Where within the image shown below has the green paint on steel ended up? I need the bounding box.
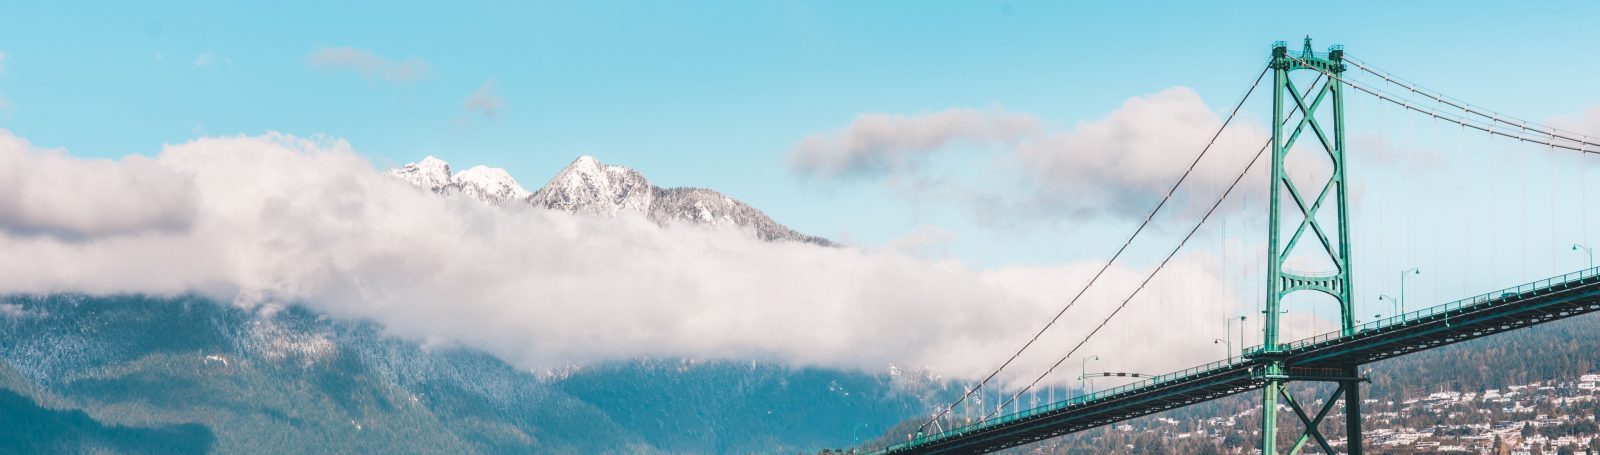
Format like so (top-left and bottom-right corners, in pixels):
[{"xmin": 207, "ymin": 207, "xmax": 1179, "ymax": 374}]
[
  {"xmin": 1262, "ymin": 36, "xmax": 1358, "ymax": 455},
  {"xmin": 861, "ymin": 38, "xmax": 1600, "ymax": 455}
]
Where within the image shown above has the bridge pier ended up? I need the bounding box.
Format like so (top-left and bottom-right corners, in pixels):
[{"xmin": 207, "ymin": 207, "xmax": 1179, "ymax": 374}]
[
  {"xmin": 1259, "ymin": 362, "xmax": 1366, "ymax": 455},
  {"xmin": 1261, "ymin": 375, "xmax": 1281, "ymax": 454},
  {"xmin": 1344, "ymin": 365, "xmax": 1362, "ymax": 455}
]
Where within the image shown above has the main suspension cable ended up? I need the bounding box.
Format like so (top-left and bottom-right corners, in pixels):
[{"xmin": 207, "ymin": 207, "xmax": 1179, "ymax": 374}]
[
  {"xmin": 914, "ymin": 64, "xmax": 1271, "ymax": 434},
  {"xmin": 980, "ymin": 73, "xmax": 1327, "ymax": 422},
  {"xmin": 1288, "ymin": 56, "xmax": 1599, "ymax": 155},
  {"xmin": 1343, "ymin": 57, "xmax": 1600, "ymax": 148},
  {"xmin": 986, "ymin": 134, "xmax": 1275, "ymax": 421}
]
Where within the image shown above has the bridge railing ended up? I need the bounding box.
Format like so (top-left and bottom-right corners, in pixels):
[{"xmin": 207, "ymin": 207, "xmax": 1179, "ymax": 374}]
[
  {"xmin": 882, "ymin": 353, "xmax": 1250, "ymax": 451},
  {"xmin": 879, "ymin": 267, "xmax": 1600, "ymax": 453},
  {"xmin": 1246, "ymin": 266, "xmax": 1600, "ymax": 354}
]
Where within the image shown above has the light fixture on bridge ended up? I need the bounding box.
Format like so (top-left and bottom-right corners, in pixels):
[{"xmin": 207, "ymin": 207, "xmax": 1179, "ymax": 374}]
[
  {"xmin": 1400, "ymin": 268, "xmax": 1421, "ymax": 314},
  {"xmin": 1573, "ymin": 243, "xmax": 1594, "ymax": 270}
]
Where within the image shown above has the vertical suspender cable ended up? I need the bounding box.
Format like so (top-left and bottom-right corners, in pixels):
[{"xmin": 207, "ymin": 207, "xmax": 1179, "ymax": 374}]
[{"xmin": 914, "ymin": 65, "xmax": 1271, "ymax": 435}]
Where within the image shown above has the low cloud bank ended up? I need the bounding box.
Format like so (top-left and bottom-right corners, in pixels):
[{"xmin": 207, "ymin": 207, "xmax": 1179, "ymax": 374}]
[{"xmin": 0, "ymin": 130, "xmax": 1263, "ymax": 388}]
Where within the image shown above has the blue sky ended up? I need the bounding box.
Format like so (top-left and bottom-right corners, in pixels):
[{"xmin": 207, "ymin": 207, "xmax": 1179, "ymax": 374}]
[{"xmin": 3, "ymin": 0, "xmax": 1599, "ymax": 273}]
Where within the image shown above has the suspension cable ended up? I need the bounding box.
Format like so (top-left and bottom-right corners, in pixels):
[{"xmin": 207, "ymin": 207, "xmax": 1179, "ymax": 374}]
[
  {"xmin": 1343, "ymin": 57, "xmax": 1600, "ymax": 148},
  {"xmin": 914, "ymin": 64, "xmax": 1272, "ymax": 434},
  {"xmin": 986, "ymin": 133, "xmax": 1275, "ymax": 421},
  {"xmin": 1288, "ymin": 56, "xmax": 1599, "ymax": 155},
  {"xmin": 980, "ymin": 73, "xmax": 1328, "ymax": 422}
]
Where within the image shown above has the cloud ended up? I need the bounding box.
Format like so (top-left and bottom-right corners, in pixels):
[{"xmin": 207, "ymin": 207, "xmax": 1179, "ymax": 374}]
[
  {"xmin": 0, "ymin": 51, "xmax": 7, "ymax": 73},
  {"xmin": 1552, "ymin": 106, "xmax": 1600, "ymax": 139},
  {"xmin": 0, "ymin": 129, "xmax": 1259, "ymax": 388},
  {"xmin": 0, "ymin": 133, "xmax": 197, "ymax": 238},
  {"xmin": 786, "ymin": 108, "xmax": 1040, "ymax": 178},
  {"xmin": 463, "ymin": 80, "xmax": 502, "ymax": 120},
  {"xmin": 1011, "ymin": 87, "xmax": 1270, "ymax": 219},
  {"xmin": 787, "ymin": 88, "xmax": 1291, "ymax": 223},
  {"xmin": 192, "ymin": 52, "xmax": 215, "ymax": 68},
  {"xmin": 306, "ymin": 47, "xmax": 428, "ymax": 83}
]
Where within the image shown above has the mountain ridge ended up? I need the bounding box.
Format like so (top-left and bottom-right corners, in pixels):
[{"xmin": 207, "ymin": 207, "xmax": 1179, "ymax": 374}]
[{"xmin": 388, "ymin": 155, "xmax": 831, "ymax": 245}]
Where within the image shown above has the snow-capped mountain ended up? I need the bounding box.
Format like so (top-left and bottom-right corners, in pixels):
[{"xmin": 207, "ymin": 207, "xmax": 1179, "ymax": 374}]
[
  {"xmin": 454, "ymin": 165, "xmax": 532, "ymax": 203},
  {"xmin": 528, "ymin": 156, "xmax": 653, "ymax": 216},
  {"xmin": 384, "ymin": 156, "xmax": 532, "ymax": 206},
  {"xmin": 387, "ymin": 156, "xmax": 453, "ymax": 189},
  {"xmin": 649, "ymin": 187, "xmax": 830, "ymax": 244},
  {"xmin": 388, "ymin": 155, "xmax": 830, "ymax": 245}
]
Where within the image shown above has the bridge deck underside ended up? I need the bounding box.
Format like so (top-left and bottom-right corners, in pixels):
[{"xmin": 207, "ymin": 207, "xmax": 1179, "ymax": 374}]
[{"xmin": 878, "ymin": 271, "xmax": 1600, "ymax": 455}]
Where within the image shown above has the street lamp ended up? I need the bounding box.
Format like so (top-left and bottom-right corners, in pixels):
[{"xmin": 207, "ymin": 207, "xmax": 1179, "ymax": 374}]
[
  {"xmin": 1573, "ymin": 243, "xmax": 1594, "ymax": 270},
  {"xmin": 1237, "ymin": 315, "xmax": 1247, "ymax": 357},
  {"xmin": 1379, "ymin": 294, "xmax": 1399, "ymax": 319},
  {"xmin": 1216, "ymin": 316, "xmax": 1236, "ymax": 361},
  {"xmin": 1400, "ymin": 268, "xmax": 1421, "ymax": 314},
  {"xmin": 1080, "ymin": 355, "xmax": 1100, "ymax": 394}
]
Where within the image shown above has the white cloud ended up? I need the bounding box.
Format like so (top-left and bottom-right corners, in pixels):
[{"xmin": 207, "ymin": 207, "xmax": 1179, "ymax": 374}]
[
  {"xmin": 0, "ymin": 51, "xmax": 7, "ymax": 73},
  {"xmin": 306, "ymin": 47, "xmax": 428, "ymax": 83},
  {"xmin": 463, "ymin": 80, "xmax": 502, "ymax": 120},
  {"xmin": 787, "ymin": 88, "xmax": 1292, "ymax": 223},
  {"xmin": 786, "ymin": 108, "xmax": 1040, "ymax": 178},
  {"xmin": 0, "ymin": 133, "xmax": 197, "ymax": 238},
  {"xmin": 1552, "ymin": 105, "xmax": 1600, "ymax": 139},
  {"xmin": 0, "ymin": 130, "xmax": 1257, "ymax": 388},
  {"xmin": 192, "ymin": 52, "xmax": 215, "ymax": 68},
  {"xmin": 1011, "ymin": 87, "xmax": 1270, "ymax": 220}
]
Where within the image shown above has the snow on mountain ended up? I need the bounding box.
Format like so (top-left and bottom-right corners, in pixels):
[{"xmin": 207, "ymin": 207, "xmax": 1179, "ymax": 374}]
[
  {"xmin": 386, "ymin": 156, "xmax": 453, "ymax": 189},
  {"xmin": 649, "ymin": 187, "xmax": 830, "ymax": 245},
  {"xmin": 529, "ymin": 156, "xmax": 653, "ymax": 216},
  {"xmin": 453, "ymin": 165, "xmax": 532, "ymax": 202},
  {"xmin": 388, "ymin": 155, "xmax": 830, "ymax": 245},
  {"xmin": 384, "ymin": 157, "xmax": 530, "ymax": 206}
]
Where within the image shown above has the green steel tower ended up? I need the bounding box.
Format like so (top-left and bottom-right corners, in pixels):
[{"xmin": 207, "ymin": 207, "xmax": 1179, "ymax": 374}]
[{"xmin": 1257, "ymin": 37, "xmax": 1363, "ymax": 455}]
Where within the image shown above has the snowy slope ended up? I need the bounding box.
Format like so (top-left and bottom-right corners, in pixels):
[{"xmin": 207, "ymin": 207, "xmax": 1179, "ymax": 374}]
[
  {"xmin": 383, "ymin": 156, "xmax": 531, "ymax": 206},
  {"xmin": 528, "ymin": 156, "xmax": 654, "ymax": 216},
  {"xmin": 389, "ymin": 155, "xmax": 830, "ymax": 245}
]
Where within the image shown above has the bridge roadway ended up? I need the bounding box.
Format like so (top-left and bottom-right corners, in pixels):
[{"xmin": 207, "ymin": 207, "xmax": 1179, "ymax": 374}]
[{"xmin": 874, "ymin": 267, "xmax": 1600, "ymax": 454}]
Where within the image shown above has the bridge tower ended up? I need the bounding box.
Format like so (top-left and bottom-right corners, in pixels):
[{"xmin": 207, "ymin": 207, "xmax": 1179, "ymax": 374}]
[{"xmin": 1258, "ymin": 37, "xmax": 1363, "ymax": 454}]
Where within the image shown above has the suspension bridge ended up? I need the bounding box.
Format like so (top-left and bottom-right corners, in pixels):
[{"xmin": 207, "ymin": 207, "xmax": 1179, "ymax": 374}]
[{"xmin": 852, "ymin": 38, "xmax": 1600, "ymax": 454}]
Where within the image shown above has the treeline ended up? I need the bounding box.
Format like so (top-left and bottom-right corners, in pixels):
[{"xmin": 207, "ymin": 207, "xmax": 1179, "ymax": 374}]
[{"xmin": 857, "ymin": 311, "xmax": 1600, "ymax": 454}]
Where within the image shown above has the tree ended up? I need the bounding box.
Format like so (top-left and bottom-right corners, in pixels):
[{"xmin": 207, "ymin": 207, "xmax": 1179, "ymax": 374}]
[{"xmin": 1524, "ymin": 422, "xmax": 1537, "ymax": 438}]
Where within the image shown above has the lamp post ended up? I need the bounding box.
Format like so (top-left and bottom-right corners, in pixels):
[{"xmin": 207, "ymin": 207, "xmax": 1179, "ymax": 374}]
[
  {"xmin": 1216, "ymin": 317, "xmax": 1235, "ymax": 362},
  {"xmin": 1379, "ymin": 294, "xmax": 1399, "ymax": 319},
  {"xmin": 1080, "ymin": 355, "xmax": 1100, "ymax": 394},
  {"xmin": 1235, "ymin": 314, "xmax": 1248, "ymax": 357},
  {"xmin": 1400, "ymin": 268, "xmax": 1421, "ymax": 314},
  {"xmin": 1574, "ymin": 243, "xmax": 1594, "ymax": 270}
]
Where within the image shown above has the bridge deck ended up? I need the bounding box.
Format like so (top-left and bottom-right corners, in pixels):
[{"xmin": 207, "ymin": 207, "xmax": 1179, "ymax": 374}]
[{"xmin": 875, "ymin": 267, "xmax": 1600, "ymax": 454}]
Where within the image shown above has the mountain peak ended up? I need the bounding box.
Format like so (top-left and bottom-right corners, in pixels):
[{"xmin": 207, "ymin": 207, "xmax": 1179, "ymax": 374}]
[
  {"xmin": 417, "ymin": 155, "xmax": 448, "ymax": 168},
  {"xmin": 533, "ymin": 156, "xmax": 653, "ymax": 216},
  {"xmin": 454, "ymin": 165, "xmax": 532, "ymax": 201},
  {"xmin": 570, "ymin": 155, "xmax": 601, "ymax": 170},
  {"xmin": 387, "ymin": 156, "xmax": 453, "ymax": 189},
  {"xmin": 388, "ymin": 155, "xmax": 829, "ymax": 245}
]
